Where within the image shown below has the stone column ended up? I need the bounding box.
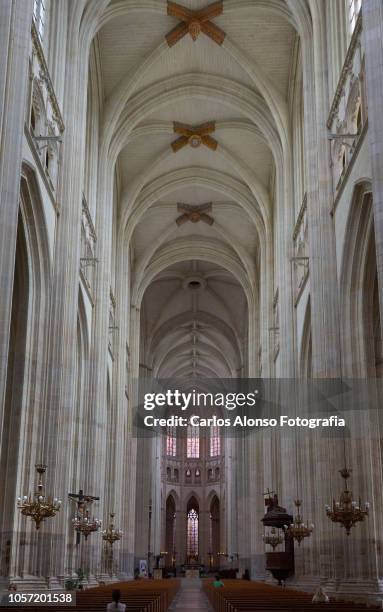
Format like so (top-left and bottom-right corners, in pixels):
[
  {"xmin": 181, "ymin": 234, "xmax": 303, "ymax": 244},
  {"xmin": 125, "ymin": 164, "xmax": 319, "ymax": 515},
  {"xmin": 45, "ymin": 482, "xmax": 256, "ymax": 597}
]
[
  {"xmin": 114, "ymin": 238, "xmax": 132, "ymax": 577},
  {"xmin": 119, "ymin": 304, "xmax": 140, "ymax": 577},
  {"xmin": 82, "ymin": 162, "xmax": 115, "ymax": 579},
  {"xmin": 363, "ymin": 0, "xmax": 383, "ymax": 329},
  {"xmin": 301, "ymin": 8, "xmax": 342, "ymax": 379},
  {"xmin": 42, "ymin": 11, "xmax": 90, "ymax": 583},
  {"xmin": 0, "ymin": 0, "xmax": 33, "ymax": 448},
  {"xmin": 151, "ymin": 434, "xmax": 162, "ymax": 562}
]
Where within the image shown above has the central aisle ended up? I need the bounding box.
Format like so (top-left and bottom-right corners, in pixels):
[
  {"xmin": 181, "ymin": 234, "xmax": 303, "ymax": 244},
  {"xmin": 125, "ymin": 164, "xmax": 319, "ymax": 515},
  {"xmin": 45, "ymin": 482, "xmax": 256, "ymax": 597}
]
[{"xmin": 168, "ymin": 578, "xmax": 213, "ymax": 611}]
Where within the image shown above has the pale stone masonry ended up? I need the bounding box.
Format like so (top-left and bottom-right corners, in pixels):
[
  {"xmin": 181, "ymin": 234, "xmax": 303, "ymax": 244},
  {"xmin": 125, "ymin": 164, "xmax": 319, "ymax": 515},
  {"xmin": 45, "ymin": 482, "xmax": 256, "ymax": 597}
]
[{"xmin": 0, "ymin": 0, "xmax": 383, "ymax": 606}]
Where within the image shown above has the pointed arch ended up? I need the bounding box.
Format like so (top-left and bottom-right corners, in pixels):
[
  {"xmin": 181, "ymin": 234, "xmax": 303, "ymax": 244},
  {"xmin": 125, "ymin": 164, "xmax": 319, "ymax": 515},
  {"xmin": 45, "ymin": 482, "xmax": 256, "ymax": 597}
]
[
  {"xmin": 186, "ymin": 495, "xmax": 200, "ymax": 562},
  {"xmin": 339, "ymin": 180, "xmax": 375, "ymax": 376},
  {"xmin": 0, "ymin": 163, "xmax": 51, "ymax": 577}
]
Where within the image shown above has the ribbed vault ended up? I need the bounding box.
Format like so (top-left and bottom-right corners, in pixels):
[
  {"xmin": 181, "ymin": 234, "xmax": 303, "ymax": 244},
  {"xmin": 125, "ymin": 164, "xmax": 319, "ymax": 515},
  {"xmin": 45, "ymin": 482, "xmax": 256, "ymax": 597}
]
[
  {"xmin": 140, "ymin": 260, "xmax": 247, "ymax": 377},
  {"xmin": 83, "ymin": 0, "xmax": 305, "ymax": 377}
]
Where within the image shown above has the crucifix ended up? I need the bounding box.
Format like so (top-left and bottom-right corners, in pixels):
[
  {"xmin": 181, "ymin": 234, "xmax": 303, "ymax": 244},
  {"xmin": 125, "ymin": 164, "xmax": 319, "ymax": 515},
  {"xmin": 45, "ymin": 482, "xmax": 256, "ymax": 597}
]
[
  {"xmin": 171, "ymin": 121, "xmax": 217, "ymax": 152},
  {"xmin": 176, "ymin": 203, "xmax": 214, "ymax": 226},
  {"xmin": 68, "ymin": 489, "xmax": 100, "ymax": 545},
  {"xmin": 263, "ymin": 488, "xmax": 276, "ymax": 500},
  {"xmin": 166, "ymin": 1, "xmax": 225, "ymax": 47}
]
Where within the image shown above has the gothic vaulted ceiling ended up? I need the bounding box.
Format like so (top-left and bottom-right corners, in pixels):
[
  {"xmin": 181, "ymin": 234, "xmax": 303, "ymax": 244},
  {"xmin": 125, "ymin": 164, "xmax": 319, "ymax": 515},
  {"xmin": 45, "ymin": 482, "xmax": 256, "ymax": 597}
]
[{"xmin": 92, "ymin": 0, "xmax": 299, "ymax": 377}]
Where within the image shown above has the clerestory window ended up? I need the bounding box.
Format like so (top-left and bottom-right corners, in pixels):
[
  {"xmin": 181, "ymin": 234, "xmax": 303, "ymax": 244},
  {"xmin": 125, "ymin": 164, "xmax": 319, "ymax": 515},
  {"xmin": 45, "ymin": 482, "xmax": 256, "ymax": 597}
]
[
  {"xmin": 166, "ymin": 426, "xmax": 177, "ymax": 457},
  {"xmin": 187, "ymin": 424, "xmax": 199, "ymax": 458},
  {"xmin": 210, "ymin": 425, "xmax": 221, "ymax": 457}
]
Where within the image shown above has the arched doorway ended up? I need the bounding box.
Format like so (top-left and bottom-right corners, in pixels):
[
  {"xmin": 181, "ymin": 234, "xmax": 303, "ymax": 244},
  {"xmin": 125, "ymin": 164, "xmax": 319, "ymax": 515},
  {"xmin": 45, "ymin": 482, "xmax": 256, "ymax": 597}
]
[{"xmin": 186, "ymin": 496, "xmax": 199, "ymax": 564}]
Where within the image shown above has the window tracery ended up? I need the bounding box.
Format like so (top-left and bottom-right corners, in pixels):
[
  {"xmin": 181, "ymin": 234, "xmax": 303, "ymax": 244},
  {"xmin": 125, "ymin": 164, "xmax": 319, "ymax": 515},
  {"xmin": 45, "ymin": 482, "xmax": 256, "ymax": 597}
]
[
  {"xmin": 210, "ymin": 425, "xmax": 220, "ymax": 457},
  {"xmin": 166, "ymin": 426, "xmax": 177, "ymax": 457},
  {"xmin": 187, "ymin": 424, "xmax": 199, "ymax": 458},
  {"xmin": 187, "ymin": 508, "xmax": 199, "ymax": 559}
]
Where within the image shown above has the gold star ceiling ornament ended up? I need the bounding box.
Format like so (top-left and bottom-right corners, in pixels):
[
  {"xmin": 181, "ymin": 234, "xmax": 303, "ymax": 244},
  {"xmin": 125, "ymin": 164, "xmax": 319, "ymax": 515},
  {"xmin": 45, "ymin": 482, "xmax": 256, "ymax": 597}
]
[
  {"xmin": 166, "ymin": 1, "xmax": 225, "ymax": 47},
  {"xmin": 171, "ymin": 121, "xmax": 218, "ymax": 152}
]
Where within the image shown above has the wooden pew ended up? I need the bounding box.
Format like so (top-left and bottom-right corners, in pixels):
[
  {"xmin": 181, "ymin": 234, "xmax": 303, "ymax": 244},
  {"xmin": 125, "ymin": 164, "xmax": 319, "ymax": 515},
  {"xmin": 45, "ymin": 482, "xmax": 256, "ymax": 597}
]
[
  {"xmin": 6, "ymin": 578, "xmax": 180, "ymax": 612},
  {"xmin": 203, "ymin": 580, "xmax": 381, "ymax": 612}
]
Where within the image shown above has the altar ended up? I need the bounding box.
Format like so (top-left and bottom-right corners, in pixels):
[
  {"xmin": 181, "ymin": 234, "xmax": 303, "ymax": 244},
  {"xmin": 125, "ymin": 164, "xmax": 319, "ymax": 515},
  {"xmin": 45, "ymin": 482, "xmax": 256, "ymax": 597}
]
[
  {"xmin": 182, "ymin": 562, "xmax": 203, "ymax": 578},
  {"xmin": 185, "ymin": 568, "xmax": 200, "ymax": 578}
]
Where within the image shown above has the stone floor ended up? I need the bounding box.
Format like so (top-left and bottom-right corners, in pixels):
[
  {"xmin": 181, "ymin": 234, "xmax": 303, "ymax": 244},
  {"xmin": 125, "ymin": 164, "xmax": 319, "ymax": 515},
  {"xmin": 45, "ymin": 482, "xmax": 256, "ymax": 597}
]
[{"xmin": 168, "ymin": 578, "xmax": 213, "ymax": 611}]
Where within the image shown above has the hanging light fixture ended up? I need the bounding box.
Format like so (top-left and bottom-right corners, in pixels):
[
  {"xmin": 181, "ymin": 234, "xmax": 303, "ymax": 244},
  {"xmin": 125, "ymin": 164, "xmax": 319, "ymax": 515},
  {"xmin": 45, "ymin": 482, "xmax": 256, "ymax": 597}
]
[
  {"xmin": 326, "ymin": 467, "xmax": 369, "ymax": 535},
  {"xmin": 72, "ymin": 509, "xmax": 101, "ymax": 540},
  {"xmin": 285, "ymin": 500, "xmax": 314, "ymax": 546},
  {"xmin": 284, "ymin": 422, "xmax": 314, "ymax": 546},
  {"xmin": 263, "ymin": 527, "xmax": 284, "ymax": 550},
  {"xmin": 102, "ymin": 513, "xmax": 123, "ymax": 546},
  {"xmin": 17, "ymin": 464, "xmax": 61, "ymax": 530}
]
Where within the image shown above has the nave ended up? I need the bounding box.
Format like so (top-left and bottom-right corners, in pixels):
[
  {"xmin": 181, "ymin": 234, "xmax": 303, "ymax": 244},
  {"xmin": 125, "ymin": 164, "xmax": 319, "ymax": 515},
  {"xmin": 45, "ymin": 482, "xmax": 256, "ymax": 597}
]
[
  {"xmin": 168, "ymin": 579, "xmax": 212, "ymax": 611},
  {"xmin": 2, "ymin": 0, "xmax": 383, "ymax": 609}
]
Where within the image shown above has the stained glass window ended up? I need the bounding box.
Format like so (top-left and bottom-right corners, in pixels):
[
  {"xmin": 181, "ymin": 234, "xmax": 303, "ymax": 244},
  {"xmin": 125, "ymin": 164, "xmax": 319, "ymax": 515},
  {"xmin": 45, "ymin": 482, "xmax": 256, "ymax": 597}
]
[
  {"xmin": 166, "ymin": 427, "xmax": 177, "ymax": 457},
  {"xmin": 187, "ymin": 424, "xmax": 199, "ymax": 458},
  {"xmin": 187, "ymin": 508, "xmax": 199, "ymax": 558},
  {"xmin": 210, "ymin": 425, "xmax": 221, "ymax": 457}
]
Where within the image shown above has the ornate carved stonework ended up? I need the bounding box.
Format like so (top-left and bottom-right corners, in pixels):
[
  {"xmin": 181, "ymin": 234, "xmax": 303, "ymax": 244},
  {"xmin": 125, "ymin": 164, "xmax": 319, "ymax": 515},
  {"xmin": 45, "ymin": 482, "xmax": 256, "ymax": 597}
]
[
  {"xmin": 166, "ymin": 1, "xmax": 225, "ymax": 47},
  {"xmin": 327, "ymin": 12, "xmax": 366, "ymax": 201},
  {"xmin": 176, "ymin": 203, "xmax": 214, "ymax": 226},
  {"xmin": 171, "ymin": 122, "xmax": 217, "ymax": 152},
  {"xmin": 31, "ymin": 21, "xmax": 64, "ymax": 133},
  {"xmin": 80, "ymin": 194, "xmax": 97, "ymax": 298}
]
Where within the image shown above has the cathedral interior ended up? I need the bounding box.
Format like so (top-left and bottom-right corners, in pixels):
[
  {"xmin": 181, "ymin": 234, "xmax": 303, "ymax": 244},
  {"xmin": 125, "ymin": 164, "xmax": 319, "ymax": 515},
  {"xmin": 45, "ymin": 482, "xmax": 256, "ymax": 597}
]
[{"xmin": 1, "ymin": 0, "xmax": 383, "ymax": 610}]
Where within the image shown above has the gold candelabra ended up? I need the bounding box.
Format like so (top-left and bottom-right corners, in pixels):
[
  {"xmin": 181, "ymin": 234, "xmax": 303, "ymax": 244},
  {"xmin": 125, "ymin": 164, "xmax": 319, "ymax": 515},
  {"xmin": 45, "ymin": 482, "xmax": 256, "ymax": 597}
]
[
  {"xmin": 326, "ymin": 467, "xmax": 369, "ymax": 535},
  {"xmin": 17, "ymin": 464, "xmax": 61, "ymax": 530},
  {"xmin": 102, "ymin": 513, "xmax": 123, "ymax": 546},
  {"xmin": 72, "ymin": 509, "xmax": 101, "ymax": 540},
  {"xmin": 285, "ymin": 500, "xmax": 314, "ymax": 546},
  {"xmin": 263, "ymin": 527, "xmax": 284, "ymax": 550}
]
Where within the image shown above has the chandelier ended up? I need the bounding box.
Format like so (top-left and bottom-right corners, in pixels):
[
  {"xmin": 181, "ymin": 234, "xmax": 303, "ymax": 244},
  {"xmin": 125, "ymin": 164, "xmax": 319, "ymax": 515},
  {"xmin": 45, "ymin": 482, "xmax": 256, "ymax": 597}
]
[
  {"xmin": 326, "ymin": 467, "xmax": 369, "ymax": 535},
  {"xmin": 263, "ymin": 527, "xmax": 284, "ymax": 550},
  {"xmin": 17, "ymin": 464, "xmax": 61, "ymax": 530},
  {"xmin": 102, "ymin": 513, "xmax": 123, "ymax": 545},
  {"xmin": 73, "ymin": 509, "xmax": 101, "ymax": 540},
  {"xmin": 285, "ymin": 500, "xmax": 314, "ymax": 546}
]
